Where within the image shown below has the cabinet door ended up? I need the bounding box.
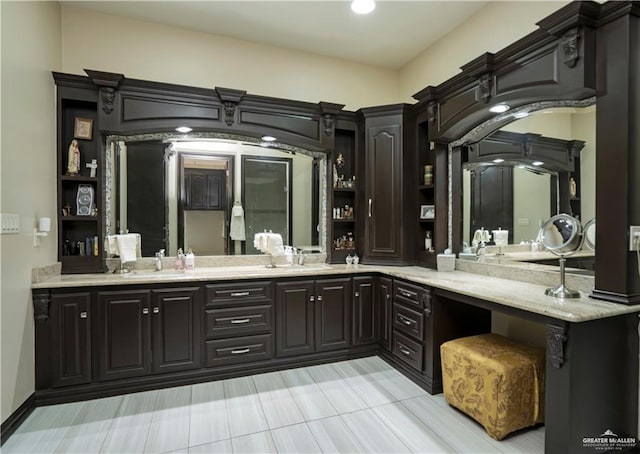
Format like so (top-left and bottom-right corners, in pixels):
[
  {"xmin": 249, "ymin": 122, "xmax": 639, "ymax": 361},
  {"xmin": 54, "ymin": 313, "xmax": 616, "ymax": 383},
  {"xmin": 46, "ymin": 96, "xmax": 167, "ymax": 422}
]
[
  {"xmin": 364, "ymin": 121, "xmax": 402, "ymax": 261},
  {"xmin": 315, "ymin": 278, "xmax": 351, "ymax": 352},
  {"xmin": 96, "ymin": 290, "xmax": 151, "ymax": 381},
  {"xmin": 352, "ymin": 276, "xmax": 376, "ymax": 346},
  {"xmin": 50, "ymin": 292, "xmax": 92, "ymax": 387},
  {"xmin": 377, "ymin": 276, "xmax": 393, "ymax": 351},
  {"xmin": 186, "ymin": 173, "xmax": 209, "ymax": 209},
  {"xmin": 185, "ymin": 169, "xmax": 225, "ymax": 210},
  {"xmin": 151, "ymin": 287, "xmax": 201, "ymax": 374},
  {"xmin": 275, "ymin": 280, "xmax": 315, "ymax": 357}
]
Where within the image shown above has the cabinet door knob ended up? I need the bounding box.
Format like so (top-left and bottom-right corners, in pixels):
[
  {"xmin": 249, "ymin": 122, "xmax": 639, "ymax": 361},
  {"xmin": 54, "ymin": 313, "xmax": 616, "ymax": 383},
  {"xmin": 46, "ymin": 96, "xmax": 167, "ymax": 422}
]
[
  {"xmin": 153, "ymin": 307, "xmax": 160, "ymax": 314},
  {"xmin": 317, "ymin": 295, "xmax": 323, "ymax": 302},
  {"xmin": 354, "ymin": 292, "xmax": 360, "ymax": 297},
  {"xmin": 80, "ymin": 311, "xmax": 88, "ymax": 319},
  {"xmin": 142, "ymin": 308, "xmax": 149, "ymax": 315},
  {"xmin": 310, "ymin": 296, "xmax": 315, "ymax": 302}
]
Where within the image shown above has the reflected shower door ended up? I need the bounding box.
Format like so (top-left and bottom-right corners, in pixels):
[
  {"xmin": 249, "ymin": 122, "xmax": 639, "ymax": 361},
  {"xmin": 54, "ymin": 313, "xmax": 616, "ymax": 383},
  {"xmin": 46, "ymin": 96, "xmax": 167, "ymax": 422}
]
[{"xmin": 242, "ymin": 156, "xmax": 292, "ymax": 254}]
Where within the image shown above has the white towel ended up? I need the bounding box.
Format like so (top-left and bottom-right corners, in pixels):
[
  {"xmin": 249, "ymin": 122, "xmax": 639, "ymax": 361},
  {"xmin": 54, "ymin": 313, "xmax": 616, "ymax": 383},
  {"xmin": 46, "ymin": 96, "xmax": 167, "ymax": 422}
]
[
  {"xmin": 266, "ymin": 233, "xmax": 284, "ymax": 256},
  {"xmin": 104, "ymin": 233, "xmax": 141, "ymax": 262},
  {"xmin": 230, "ymin": 204, "xmax": 246, "ymax": 241}
]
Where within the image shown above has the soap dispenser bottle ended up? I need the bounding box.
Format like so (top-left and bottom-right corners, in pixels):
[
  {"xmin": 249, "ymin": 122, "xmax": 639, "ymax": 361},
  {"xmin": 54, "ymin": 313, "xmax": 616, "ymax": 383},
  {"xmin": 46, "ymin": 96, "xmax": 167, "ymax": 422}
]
[
  {"xmin": 185, "ymin": 248, "xmax": 195, "ymax": 270},
  {"xmin": 175, "ymin": 248, "xmax": 184, "ymax": 271}
]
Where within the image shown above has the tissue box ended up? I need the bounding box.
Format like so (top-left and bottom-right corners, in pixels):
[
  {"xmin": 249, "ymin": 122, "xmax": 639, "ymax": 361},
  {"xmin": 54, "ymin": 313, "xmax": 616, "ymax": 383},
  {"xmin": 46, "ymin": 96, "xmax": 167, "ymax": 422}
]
[{"xmin": 437, "ymin": 253, "xmax": 456, "ymax": 272}]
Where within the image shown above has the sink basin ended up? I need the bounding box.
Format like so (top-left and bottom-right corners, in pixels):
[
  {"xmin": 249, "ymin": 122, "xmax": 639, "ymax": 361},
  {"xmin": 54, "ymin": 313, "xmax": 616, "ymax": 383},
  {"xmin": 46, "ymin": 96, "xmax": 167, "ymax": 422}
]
[{"xmin": 122, "ymin": 263, "xmax": 333, "ymax": 277}]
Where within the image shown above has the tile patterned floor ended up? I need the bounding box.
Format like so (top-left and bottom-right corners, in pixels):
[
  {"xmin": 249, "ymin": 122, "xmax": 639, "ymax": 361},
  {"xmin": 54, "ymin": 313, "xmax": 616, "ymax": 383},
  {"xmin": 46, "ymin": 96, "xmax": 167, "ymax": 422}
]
[{"xmin": 2, "ymin": 356, "xmax": 544, "ymax": 453}]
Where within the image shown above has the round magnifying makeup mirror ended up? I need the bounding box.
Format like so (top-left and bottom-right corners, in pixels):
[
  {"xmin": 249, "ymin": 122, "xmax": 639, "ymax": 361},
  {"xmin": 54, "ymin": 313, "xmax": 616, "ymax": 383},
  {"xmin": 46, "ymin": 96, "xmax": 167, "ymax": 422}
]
[
  {"xmin": 583, "ymin": 218, "xmax": 596, "ymax": 250},
  {"xmin": 540, "ymin": 213, "xmax": 584, "ymax": 298}
]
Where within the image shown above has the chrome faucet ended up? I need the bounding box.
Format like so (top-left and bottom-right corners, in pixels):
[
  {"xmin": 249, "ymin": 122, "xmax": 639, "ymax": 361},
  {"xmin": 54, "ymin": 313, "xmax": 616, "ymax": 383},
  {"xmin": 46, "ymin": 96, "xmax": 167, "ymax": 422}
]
[
  {"xmin": 297, "ymin": 248, "xmax": 305, "ymax": 265},
  {"xmin": 155, "ymin": 249, "xmax": 165, "ymax": 271}
]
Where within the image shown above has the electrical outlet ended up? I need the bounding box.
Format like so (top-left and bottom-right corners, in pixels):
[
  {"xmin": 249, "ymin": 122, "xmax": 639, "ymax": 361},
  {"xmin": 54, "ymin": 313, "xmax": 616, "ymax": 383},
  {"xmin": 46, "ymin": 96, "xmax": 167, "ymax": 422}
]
[{"xmin": 630, "ymin": 226, "xmax": 640, "ymax": 251}]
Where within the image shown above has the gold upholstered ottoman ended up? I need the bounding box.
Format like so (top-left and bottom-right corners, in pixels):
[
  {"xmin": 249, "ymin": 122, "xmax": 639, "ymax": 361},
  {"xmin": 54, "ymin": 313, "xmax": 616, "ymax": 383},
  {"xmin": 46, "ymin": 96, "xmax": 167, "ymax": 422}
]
[{"xmin": 440, "ymin": 333, "xmax": 545, "ymax": 440}]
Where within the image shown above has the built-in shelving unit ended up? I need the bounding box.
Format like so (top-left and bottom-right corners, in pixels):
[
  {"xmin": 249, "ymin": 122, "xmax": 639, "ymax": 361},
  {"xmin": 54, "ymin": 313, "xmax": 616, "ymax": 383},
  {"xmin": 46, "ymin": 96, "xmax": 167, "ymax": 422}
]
[{"xmin": 54, "ymin": 74, "xmax": 106, "ymax": 274}]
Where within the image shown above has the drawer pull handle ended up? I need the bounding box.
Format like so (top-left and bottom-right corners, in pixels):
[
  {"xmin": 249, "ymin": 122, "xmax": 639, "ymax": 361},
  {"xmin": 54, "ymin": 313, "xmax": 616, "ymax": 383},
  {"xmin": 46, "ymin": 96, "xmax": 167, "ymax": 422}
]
[
  {"xmin": 230, "ymin": 291, "xmax": 250, "ymax": 297},
  {"xmin": 80, "ymin": 311, "xmax": 88, "ymax": 319},
  {"xmin": 142, "ymin": 308, "xmax": 149, "ymax": 315},
  {"xmin": 153, "ymin": 307, "xmax": 160, "ymax": 314},
  {"xmin": 398, "ymin": 345, "xmax": 412, "ymax": 356},
  {"xmin": 231, "ymin": 348, "xmax": 250, "ymax": 355},
  {"xmin": 399, "ymin": 289, "xmax": 416, "ymax": 298},
  {"xmin": 398, "ymin": 315, "xmax": 413, "ymax": 326},
  {"xmin": 231, "ymin": 318, "xmax": 251, "ymax": 324},
  {"xmin": 368, "ymin": 198, "xmax": 372, "ymax": 218}
]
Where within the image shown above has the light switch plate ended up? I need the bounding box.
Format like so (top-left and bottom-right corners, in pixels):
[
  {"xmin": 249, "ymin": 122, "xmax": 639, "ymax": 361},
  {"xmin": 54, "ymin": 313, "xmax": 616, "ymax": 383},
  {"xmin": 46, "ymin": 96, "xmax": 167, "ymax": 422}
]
[
  {"xmin": 1, "ymin": 213, "xmax": 20, "ymax": 234},
  {"xmin": 630, "ymin": 226, "xmax": 640, "ymax": 251}
]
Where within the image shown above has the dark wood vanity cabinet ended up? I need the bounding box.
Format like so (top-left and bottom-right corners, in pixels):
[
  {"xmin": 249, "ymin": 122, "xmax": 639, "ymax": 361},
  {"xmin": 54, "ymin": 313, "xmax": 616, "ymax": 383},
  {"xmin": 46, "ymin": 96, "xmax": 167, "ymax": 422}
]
[
  {"xmin": 96, "ymin": 287, "xmax": 200, "ymax": 382},
  {"xmin": 49, "ymin": 292, "xmax": 92, "ymax": 388},
  {"xmin": 361, "ymin": 105, "xmax": 416, "ymax": 265},
  {"xmin": 376, "ymin": 276, "xmax": 393, "ymax": 351},
  {"xmin": 276, "ymin": 278, "xmax": 352, "ymax": 357}
]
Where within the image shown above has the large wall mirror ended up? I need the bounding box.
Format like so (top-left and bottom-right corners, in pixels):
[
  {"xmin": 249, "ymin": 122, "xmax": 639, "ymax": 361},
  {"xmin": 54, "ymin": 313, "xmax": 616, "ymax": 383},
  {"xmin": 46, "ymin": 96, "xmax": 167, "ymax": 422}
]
[
  {"xmin": 460, "ymin": 103, "xmax": 596, "ymax": 252},
  {"xmin": 105, "ymin": 134, "xmax": 326, "ymax": 257}
]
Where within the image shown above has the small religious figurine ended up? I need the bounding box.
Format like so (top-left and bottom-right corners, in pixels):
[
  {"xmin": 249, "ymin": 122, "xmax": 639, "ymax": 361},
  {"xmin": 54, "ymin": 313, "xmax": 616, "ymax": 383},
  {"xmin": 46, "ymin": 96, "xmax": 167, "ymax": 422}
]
[{"xmin": 66, "ymin": 139, "xmax": 80, "ymax": 176}]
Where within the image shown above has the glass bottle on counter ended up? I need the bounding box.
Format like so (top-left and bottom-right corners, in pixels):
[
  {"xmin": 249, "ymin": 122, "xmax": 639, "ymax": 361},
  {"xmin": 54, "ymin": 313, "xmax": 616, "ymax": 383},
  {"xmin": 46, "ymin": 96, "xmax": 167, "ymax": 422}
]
[{"xmin": 424, "ymin": 231, "xmax": 432, "ymax": 251}]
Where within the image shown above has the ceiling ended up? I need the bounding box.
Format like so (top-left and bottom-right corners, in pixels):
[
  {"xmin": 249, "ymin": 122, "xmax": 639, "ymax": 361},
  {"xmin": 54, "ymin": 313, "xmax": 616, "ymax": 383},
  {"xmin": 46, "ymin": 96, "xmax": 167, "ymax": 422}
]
[{"xmin": 61, "ymin": 1, "xmax": 488, "ymax": 69}]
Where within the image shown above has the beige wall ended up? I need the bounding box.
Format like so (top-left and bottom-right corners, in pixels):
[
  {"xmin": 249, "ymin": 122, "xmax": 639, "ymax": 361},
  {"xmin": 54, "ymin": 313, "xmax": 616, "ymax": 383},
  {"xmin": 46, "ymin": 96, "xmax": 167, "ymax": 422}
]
[
  {"xmin": 60, "ymin": 6, "xmax": 399, "ymax": 111},
  {"xmin": 1, "ymin": 1, "xmax": 61, "ymax": 423},
  {"xmin": 399, "ymin": 1, "xmax": 569, "ymax": 100}
]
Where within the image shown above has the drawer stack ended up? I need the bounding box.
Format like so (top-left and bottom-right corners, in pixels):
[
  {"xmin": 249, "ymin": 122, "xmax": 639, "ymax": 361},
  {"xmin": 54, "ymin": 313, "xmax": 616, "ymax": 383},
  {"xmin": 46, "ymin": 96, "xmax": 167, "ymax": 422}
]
[
  {"xmin": 204, "ymin": 280, "xmax": 274, "ymax": 367},
  {"xmin": 391, "ymin": 280, "xmax": 430, "ymax": 372}
]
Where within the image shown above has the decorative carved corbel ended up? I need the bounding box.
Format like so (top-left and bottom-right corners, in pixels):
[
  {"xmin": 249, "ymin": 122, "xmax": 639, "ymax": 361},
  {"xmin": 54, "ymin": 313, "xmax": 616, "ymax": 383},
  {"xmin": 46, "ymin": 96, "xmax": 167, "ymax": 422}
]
[
  {"xmin": 478, "ymin": 73, "xmax": 492, "ymax": 104},
  {"xmin": 323, "ymin": 114, "xmax": 334, "ymax": 137},
  {"xmin": 547, "ymin": 322, "xmax": 568, "ymax": 368},
  {"xmin": 223, "ymin": 101, "xmax": 237, "ymax": 126},
  {"xmin": 318, "ymin": 102, "xmax": 345, "ymax": 138},
  {"xmin": 561, "ymin": 28, "xmax": 580, "ymax": 68},
  {"xmin": 32, "ymin": 291, "xmax": 50, "ymax": 322},
  {"xmin": 426, "ymin": 101, "xmax": 438, "ymax": 124},
  {"xmin": 164, "ymin": 144, "xmax": 176, "ymax": 162},
  {"xmin": 100, "ymin": 87, "xmax": 115, "ymax": 114},
  {"xmin": 215, "ymin": 87, "xmax": 247, "ymax": 127}
]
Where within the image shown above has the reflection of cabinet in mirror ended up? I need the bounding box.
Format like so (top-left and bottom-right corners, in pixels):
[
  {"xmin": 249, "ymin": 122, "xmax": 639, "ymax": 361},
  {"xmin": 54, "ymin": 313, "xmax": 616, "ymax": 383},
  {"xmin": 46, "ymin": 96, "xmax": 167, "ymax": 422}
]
[{"xmin": 184, "ymin": 169, "xmax": 225, "ymax": 210}]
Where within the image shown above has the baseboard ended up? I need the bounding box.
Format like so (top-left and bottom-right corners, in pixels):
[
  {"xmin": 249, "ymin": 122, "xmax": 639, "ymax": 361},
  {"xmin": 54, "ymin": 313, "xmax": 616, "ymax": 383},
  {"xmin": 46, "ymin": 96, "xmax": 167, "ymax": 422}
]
[{"xmin": 1, "ymin": 393, "xmax": 35, "ymax": 446}]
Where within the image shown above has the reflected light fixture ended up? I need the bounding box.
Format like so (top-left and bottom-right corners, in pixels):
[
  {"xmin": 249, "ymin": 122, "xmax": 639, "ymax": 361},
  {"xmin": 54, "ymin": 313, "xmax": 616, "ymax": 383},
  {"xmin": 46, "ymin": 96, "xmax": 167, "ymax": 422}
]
[
  {"xmin": 532, "ymin": 161, "xmax": 544, "ymax": 166},
  {"xmin": 493, "ymin": 158, "xmax": 505, "ymax": 163},
  {"xmin": 175, "ymin": 126, "xmax": 192, "ymax": 133},
  {"xmin": 351, "ymin": 0, "xmax": 375, "ymax": 14},
  {"xmin": 261, "ymin": 135, "xmax": 277, "ymax": 142},
  {"xmin": 489, "ymin": 104, "xmax": 510, "ymax": 113}
]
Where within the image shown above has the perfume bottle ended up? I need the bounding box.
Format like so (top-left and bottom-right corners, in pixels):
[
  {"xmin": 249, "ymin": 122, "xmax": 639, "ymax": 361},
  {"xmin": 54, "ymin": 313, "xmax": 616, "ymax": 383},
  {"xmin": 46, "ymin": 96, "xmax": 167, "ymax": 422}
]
[{"xmin": 425, "ymin": 231, "xmax": 432, "ymax": 251}]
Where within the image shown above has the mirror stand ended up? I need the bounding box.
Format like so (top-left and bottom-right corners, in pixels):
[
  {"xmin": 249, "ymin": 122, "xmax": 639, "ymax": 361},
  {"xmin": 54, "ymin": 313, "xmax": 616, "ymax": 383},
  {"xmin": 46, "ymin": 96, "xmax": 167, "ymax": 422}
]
[{"xmin": 545, "ymin": 256, "xmax": 580, "ymax": 298}]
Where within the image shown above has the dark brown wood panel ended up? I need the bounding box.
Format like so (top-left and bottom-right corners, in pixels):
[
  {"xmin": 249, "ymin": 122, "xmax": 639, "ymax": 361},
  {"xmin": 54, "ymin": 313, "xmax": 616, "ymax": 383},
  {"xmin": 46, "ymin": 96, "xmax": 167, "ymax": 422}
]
[
  {"xmin": 376, "ymin": 276, "xmax": 393, "ymax": 351},
  {"xmin": 315, "ymin": 278, "xmax": 351, "ymax": 352},
  {"xmin": 50, "ymin": 292, "xmax": 91, "ymax": 388},
  {"xmin": 275, "ymin": 280, "xmax": 315, "ymax": 357},
  {"xmin": 96, "ymin": 290, "xmax": 151, "ymax": 381},
  {"xmin": 352, "ymin": 276, "xmax": 376, "ymax": 346},
  {"xmin": 470, "ymin": 166, "xmax": 514, "ymax": 243},
  {"xmin": 151, "ymin": 287, "xmax": 201, "ymax": 374}
]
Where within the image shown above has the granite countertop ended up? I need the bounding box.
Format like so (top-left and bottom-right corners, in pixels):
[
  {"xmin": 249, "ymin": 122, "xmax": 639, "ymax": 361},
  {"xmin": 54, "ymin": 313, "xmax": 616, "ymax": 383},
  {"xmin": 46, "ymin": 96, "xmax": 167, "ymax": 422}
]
[{"xmin": 32, "ymin": 263, "xmax": 640, "ymax": 323}]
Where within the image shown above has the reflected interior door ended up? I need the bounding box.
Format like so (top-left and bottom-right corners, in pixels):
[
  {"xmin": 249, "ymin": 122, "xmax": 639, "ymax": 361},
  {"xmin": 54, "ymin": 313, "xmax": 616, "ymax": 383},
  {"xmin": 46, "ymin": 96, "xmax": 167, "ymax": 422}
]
[
  {"xmin": 242, "ymin": 157, "xmax": 291, "ymax": 254},
  {"xmin": 469, "ymin": 166, "xmax": 514, "ymax": 243},
  {"xmin": 126, "ymin": 141, "xmax": 166, "ymax": 256}
]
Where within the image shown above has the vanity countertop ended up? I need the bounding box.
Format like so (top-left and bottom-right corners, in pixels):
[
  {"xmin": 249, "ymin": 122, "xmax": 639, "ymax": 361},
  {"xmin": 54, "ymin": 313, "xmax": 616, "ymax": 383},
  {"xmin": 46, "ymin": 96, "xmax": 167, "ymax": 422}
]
[{"xmin": 32, "ymin": 263, "xmax": 640, "ymax": 323}]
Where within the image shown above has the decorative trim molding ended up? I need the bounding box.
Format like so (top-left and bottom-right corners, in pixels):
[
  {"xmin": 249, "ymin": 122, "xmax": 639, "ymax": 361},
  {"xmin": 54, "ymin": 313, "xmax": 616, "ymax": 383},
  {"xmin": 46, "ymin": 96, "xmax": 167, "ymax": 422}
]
[
  {"xmin": 323, "ymin": 114, "xmax": 334, "ymax": 136},
  {"xmin": 426, "ymin": 101, "xmax": 438, "ymax": 124},
  {"xmin": 222, "ymin": 101, "xmax": 237, "ymax": 126},
  {"xmin": 1, "ymin": 393, "xmax": 35, "ymax": 446},
  {"xmin": 32, "ymin": 291, "xmax": 50, "ymax": 322},
  {"xmin": 547, "ymin": 322, "xmax": 568, "ymax": 368},
  {"xmin": 561, "ymin": 27, "xmax": 580, "ymax": 68}
]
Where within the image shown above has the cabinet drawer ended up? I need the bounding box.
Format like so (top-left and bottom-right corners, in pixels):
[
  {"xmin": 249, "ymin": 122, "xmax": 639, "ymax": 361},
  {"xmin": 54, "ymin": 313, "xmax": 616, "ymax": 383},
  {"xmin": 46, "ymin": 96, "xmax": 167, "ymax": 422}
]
[
  {"xmin": 205, "ymin": 305, "xmax": 273, "ymax": 339},
  {"xmin": 393, "ymin": 280, "xmax": 425, "ymax": 310},
  {"xmin": 392, "ymin": 303, "xmax": 423, "ymax": 340},
  {"xmin": 206, "ymin": 334, "xmax": 273, "ymax": 367},
  {"xmin": 206, "ymin": 281, "xmax": 273, "ymax": 307},
  {"xmin": 392, "ymin": 330, "xmax": 423, "ymax": 372}
]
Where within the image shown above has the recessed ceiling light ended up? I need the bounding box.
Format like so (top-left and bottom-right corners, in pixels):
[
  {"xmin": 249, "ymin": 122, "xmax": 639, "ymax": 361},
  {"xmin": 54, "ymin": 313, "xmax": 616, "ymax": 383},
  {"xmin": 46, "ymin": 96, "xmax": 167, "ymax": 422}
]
[
  {"xmin": 175, "ymin": 126, "xmax": 192, "ymax": 133},
  {"xmin": 261, "ymin": 135, "xmax": 277, "ymax": 142},
  {"xmin": 351, "ymin": 0, "xmax": 375, "ymax": 15},
  {"xmin": 532, "ymin": 161, "xmax": 544, "ymax": 166},
  {"xmin": 493, "ymin": 158, "xmax": 505, "ymax": 163},
  {"xmin": 489, "ymin": 104, "xmax": 510, "ymax": 113}
]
